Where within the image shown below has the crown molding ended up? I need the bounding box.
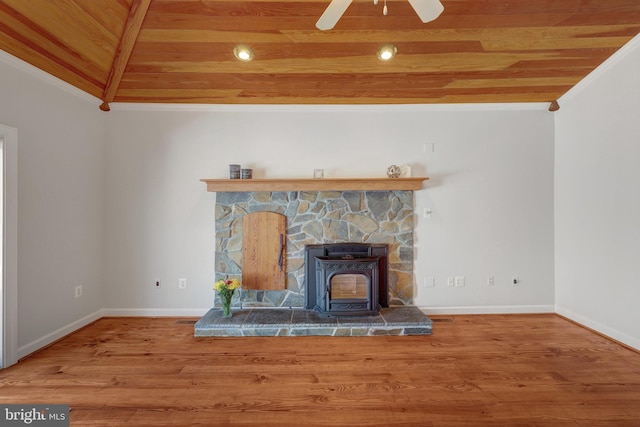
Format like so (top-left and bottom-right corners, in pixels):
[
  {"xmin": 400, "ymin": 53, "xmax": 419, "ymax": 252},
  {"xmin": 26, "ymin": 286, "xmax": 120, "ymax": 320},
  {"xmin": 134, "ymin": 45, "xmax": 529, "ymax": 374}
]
[{"xmin": 108, "ymin": 101, "xmax": 549, "ymax": 113}]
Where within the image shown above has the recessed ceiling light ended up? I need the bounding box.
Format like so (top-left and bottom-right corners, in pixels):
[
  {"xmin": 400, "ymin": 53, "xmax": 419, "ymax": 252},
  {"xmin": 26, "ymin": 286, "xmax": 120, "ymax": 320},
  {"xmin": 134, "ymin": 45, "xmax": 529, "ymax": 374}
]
[
  {"xmin": 377, "ymin": 44, "xmax": 397, "ymax": 61},
  {"xmin": 233, "ymin": 45, "xmax": 254, "ymax": 62}
]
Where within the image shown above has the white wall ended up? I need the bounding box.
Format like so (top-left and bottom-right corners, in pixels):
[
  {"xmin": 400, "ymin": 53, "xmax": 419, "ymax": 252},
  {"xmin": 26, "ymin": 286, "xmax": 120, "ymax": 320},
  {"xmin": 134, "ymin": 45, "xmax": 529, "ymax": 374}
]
[
  {"xmin": 555, "ymin": 36, "xmax": 640, "ymax": 349},
  {"xmin": 104, "ymin": 105, "xmax": 556, "ymax": 314},
  {"xmin": 0, "ymin": 53, "xmax": 106, "ymax": 357},
  {"xmin": 416, "ymin": 109, "xmax": 555, "ymax": 313},
  {"xmin": 1, "ymin": 123, "xmax": 18, "ymax": 367}
]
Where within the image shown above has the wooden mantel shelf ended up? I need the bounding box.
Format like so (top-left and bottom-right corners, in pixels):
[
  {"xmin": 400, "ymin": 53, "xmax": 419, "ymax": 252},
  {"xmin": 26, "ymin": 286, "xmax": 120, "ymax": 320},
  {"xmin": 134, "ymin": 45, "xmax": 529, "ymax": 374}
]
[{"xmin": 201, "ymin": 177, "xmax": 428, "ymax": 192}]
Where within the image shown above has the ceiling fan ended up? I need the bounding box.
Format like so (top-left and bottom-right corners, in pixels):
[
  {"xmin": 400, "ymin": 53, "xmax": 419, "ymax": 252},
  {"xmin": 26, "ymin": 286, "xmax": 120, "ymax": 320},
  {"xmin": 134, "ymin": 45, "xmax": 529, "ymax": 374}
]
[{"xmin": 316, "ymin": 0, "xmax": 444, "ymax": 31}]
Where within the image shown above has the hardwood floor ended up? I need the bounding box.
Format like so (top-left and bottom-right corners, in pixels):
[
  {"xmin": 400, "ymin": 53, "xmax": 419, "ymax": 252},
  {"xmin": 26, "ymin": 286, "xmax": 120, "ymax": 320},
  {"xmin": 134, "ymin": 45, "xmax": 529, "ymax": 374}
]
[{"xmin": 1, "ymin": 314, "xmax": 639, "ymax": 426}]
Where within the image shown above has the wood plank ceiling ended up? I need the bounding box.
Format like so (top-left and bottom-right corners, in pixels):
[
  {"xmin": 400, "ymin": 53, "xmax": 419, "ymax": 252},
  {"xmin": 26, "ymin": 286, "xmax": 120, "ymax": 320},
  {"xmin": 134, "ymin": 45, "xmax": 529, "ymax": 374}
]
[{"xmin": 1, "ymin": 0, "xmax": 639, "ymax": 110}]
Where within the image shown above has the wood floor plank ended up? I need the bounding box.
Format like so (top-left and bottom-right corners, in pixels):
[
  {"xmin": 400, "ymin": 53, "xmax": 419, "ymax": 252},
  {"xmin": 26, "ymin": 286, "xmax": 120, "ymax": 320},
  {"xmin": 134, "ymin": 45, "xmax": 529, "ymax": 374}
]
[{"xmin": 1, "ymin": 314, "xmax": 639, "ymax": 426}]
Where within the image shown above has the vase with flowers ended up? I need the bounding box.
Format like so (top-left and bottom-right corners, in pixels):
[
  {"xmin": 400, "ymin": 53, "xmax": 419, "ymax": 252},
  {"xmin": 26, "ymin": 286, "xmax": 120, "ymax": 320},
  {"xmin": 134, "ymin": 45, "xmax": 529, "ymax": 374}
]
[{"xmin": 214, "ymin": 278, "xmax": 241, "ymax": 317}]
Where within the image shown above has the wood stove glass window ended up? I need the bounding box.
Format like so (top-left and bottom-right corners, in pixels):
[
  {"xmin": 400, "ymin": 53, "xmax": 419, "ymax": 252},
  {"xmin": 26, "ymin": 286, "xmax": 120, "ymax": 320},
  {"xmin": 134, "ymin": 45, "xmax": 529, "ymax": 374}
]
[{"xmin": 330, "ymin": 274, "xmax": 368, "ymax": 300}]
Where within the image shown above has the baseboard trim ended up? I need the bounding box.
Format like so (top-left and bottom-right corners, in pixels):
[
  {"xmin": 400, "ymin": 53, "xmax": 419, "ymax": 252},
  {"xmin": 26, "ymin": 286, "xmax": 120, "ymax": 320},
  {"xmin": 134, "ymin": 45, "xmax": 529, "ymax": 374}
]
[
  {"xmin": 17, "ymin": 309, "xmax": 104, "ymax": 360},
  {"xmin": 101, "ymin": 308, "xmax": 209, "ymax": 317},
  {"xmin": 555, "ymin": 306, "xmax": 640, "ymax": 352},
  {"xmin": 419, "ymin": 305, "xmax": 555, "ymax": 315}
]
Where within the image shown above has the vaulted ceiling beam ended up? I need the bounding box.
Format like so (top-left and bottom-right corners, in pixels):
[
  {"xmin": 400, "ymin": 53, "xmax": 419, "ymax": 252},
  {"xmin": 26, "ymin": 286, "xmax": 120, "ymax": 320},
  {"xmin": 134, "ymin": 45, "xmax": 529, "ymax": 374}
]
[{"xmin": 100, "ymin": 0, "xmax": 151, "ymax": 111}]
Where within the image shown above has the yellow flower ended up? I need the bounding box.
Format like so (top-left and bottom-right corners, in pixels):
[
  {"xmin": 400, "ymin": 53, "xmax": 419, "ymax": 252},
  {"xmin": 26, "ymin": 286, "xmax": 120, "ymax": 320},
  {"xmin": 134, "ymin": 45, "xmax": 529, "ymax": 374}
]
[
  {"xmin": 213, "ymin": 278, "xmax": 241, "ymax": 292},
  {"xmin": 227, "ymin": 278, "xmax": 241, "ymax": 290}
]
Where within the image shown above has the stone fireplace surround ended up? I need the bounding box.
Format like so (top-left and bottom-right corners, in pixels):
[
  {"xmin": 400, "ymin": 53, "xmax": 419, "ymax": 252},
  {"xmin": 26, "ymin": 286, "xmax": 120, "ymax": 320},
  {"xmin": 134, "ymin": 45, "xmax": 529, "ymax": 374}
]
[
  {"xmin": 194, "ymin": 186, "xmax": 432, "ymax": 337},
  {"xmin": 195, "ymin": 187, "xmax": 432, "ymax": 337},
  {"xmin": 214, "ymin": 190, "xmax": 416, "ymax": 309}
]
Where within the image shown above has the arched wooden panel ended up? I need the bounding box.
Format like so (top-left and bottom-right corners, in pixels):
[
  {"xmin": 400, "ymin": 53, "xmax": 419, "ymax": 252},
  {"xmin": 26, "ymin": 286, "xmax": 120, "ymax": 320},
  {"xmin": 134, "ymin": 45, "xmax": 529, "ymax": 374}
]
[{"xmin": 242, "ymin": 211, "xmax": 286, "ymax": 290}]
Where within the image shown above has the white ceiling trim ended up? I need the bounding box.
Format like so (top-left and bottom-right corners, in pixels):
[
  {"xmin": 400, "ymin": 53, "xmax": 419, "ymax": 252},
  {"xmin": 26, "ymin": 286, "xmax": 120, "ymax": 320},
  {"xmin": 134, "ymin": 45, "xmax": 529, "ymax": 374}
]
[{"xmin": 108, "ymin": 102, "xmax": 550, "ymax": 113}]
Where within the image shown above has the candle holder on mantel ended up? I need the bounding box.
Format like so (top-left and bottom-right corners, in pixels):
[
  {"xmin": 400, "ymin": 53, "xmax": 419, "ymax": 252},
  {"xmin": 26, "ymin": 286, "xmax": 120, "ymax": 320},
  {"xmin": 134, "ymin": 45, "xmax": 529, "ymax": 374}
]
[{"xmin": 229, "ymin": 164, "xmax": 241, "ymax": 179}]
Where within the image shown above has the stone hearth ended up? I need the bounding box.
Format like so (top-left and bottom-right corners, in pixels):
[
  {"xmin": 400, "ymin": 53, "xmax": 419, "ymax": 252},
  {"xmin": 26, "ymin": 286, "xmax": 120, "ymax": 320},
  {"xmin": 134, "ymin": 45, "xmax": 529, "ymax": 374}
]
[{"xmin": 194, "ymin": 306, "xmax": 432, "ymax": 337}]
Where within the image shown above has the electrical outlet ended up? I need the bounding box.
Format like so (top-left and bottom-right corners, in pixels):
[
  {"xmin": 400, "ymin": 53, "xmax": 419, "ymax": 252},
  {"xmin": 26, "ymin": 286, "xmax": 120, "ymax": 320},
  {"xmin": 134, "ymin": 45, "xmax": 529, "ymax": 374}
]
[
  {"xmin": 512, "ymin": 276, "xmax": 520, "ymax": 286},
  {"xmin": 423, "ymin": 276, "xmax": 435, "ymax": 288},
  {"xmin": 455, "ymin": 276, "xmax": 465, "ymax": 287},
  {"xmin": 179, "ymin": 278, "xmax": 187, "ymax": 289},
  {"xmin": 74, "ymin": 285, "xmax": 82, "ymax": 298},
  {"xmin": 487, "ymin": 276, "xmax": 495, "ymax": 286},
  {"xmin": 155, "ymin": 279, "xmax": 160, "ymax": 288},
  {"xmin": 447, "ymin": 277, "xmax": 454, "ymax": 287}
]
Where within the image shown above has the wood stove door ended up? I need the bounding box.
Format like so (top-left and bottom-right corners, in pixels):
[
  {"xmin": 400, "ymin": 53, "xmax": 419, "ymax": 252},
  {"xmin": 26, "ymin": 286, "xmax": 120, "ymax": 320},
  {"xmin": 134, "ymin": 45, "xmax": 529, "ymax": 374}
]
[{"xmin": 242, "ymin": 212, "xmax": 286, "ymax": 290}]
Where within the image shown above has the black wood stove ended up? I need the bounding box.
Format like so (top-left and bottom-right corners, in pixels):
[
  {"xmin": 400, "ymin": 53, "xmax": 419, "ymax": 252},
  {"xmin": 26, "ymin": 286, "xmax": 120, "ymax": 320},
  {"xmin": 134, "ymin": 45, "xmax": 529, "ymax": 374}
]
[{"xmin": 304, "ymin": 243, "xmax": 388, "ymax": 317}]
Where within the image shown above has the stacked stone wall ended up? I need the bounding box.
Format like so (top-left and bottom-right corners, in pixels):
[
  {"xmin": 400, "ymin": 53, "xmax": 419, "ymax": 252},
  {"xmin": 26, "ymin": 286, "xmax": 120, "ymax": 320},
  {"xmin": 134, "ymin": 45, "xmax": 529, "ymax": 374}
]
[{"xmin": 215, "ymin": 191, "xmax": 414, "ymax": 308}]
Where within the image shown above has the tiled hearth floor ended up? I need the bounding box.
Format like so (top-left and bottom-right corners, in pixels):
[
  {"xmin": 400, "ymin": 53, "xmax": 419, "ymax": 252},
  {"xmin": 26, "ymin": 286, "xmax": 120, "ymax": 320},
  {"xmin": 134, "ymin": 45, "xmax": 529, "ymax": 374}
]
[{"xmin": 194, "ymin": 306, "xmax": 432, "ymax": 337}]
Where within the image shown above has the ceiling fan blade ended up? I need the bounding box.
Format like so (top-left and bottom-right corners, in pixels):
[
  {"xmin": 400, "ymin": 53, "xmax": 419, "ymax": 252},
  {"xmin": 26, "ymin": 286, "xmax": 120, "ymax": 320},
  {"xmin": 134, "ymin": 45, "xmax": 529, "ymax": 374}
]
[
  {"xmin": 407, "ymin": 0, "xmax": 444, "ymax": 23},
  {"xmin": 316, "ymin": 0, "xmax": 353, "ymax": 31}
]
